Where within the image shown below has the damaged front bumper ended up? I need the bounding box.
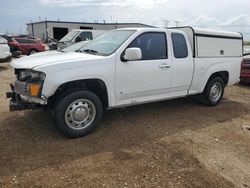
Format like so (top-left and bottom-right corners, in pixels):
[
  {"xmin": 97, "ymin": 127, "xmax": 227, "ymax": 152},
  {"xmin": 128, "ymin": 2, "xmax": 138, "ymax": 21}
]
[{"xmin": 6, "ymin": 83, "xmax": 47, "ymax": 112}]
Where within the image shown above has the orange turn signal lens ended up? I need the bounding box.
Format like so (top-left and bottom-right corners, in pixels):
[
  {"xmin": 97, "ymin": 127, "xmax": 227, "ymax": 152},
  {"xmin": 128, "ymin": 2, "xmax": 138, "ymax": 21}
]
[{"xmin": 29, "ymin": 84, "xmax": 41, "ymax": 97}]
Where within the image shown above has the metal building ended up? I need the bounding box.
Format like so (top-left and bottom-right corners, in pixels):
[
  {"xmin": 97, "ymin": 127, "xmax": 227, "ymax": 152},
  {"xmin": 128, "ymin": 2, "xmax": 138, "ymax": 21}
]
[{"xmin": 27, "ymin": 20, "xmax": 154, "ymax": 41}]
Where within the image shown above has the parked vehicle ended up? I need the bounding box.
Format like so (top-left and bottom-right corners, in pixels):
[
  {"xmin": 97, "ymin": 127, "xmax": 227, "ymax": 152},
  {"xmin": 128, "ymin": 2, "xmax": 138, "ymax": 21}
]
[
  {"xmin": 240, "ymin": 54, "xmax": 250, "ymax": 83},
  {"xmin": 61, "ymin": 41, "xmax": 89, "ymax": 52},
  {"xmin": 46, "ymin": 37, "xmax": 58, "ymax": 50},
  {"xmin": 7, "ymin": 27, "xmax": 243, "ymax": 138},
  {"xmin": 0, "ymin": 35, "xmax": 21, "ymax": 58},
  {"xmin": 14, "ymin": 38, "xmax": 46, "ymax": 55},
  {"xmin": 244, "ymin": 46, "xmax": 250, "ymax": 55},
  {"xmin": 57, "ymin": 29, "xmax": 105, "ymax": 50},
  {"xmin": 0, "ymin": 36, "xmax": 12, "ymax": 62}
]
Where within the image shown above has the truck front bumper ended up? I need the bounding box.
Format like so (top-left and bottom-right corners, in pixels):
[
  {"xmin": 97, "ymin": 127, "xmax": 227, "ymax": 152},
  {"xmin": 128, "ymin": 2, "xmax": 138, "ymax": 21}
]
[
  {"xmin": 6, "ymin": 83, "xmax": 47, "ymax": 112},
  {"xmin": 6, "ymin": 84, "xmax": 30, "ymax": 111}
]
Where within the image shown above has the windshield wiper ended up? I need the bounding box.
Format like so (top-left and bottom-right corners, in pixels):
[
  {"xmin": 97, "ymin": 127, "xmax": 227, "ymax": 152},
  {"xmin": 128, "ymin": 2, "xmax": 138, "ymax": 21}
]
[{"xmin": 82, "ymin": 49, "xmax": 99, "ymax": 55}]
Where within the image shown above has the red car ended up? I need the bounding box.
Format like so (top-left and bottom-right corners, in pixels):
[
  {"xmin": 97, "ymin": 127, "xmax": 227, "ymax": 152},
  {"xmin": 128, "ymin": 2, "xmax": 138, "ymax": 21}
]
[
  {"xmin": 14, "ymin": 38, "xmax": 46, "ymax": 55},
  {"xmin": 240, "ymin": 54, "xmax": 250, "ymax": 83},
  {"xmin": 0, "ymin": 35, "xmax": 22, "ymax": 57}
]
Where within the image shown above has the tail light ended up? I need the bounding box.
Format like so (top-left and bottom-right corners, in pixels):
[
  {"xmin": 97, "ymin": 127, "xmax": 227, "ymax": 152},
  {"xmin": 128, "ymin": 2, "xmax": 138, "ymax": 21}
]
[{"xmin": 39, "ymin": 42, "xmax": 45, "ymax": 49}]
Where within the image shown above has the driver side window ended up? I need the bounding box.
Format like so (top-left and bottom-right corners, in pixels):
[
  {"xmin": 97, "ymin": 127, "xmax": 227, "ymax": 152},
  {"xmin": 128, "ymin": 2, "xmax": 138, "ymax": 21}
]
[{"xmin": 128, "ymin": 32, "xmax": 167, "ymax": 60}]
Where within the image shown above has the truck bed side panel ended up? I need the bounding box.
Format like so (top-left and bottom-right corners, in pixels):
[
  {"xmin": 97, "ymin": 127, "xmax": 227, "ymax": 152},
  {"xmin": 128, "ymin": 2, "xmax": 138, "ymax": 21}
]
[{"xmin": 188, "ymin": 57, "xmax": 241, "ymax": 95}]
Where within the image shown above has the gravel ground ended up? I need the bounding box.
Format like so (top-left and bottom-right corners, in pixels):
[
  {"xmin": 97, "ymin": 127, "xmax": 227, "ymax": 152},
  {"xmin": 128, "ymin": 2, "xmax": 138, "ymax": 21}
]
[{"xmin": 0, "ymin": 62, "xmax": 250, "ymax": 188}]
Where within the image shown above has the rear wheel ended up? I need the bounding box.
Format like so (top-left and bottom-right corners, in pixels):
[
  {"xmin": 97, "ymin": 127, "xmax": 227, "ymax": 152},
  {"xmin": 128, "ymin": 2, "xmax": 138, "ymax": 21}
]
[
  {"xmin": 29, "ymin": 49, "xmax": 38, "ymax": 55},
  {"xmin": 202, "ymin": 77, "xmax": 225, "ymax": 106},
  {"xmin": 54, "ymin": 90, "xmax": 103, "ymax": 138}
]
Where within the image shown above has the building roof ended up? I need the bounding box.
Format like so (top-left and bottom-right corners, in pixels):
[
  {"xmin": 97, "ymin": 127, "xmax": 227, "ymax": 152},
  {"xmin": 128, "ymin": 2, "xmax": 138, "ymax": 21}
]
[{"xmin": 27, "ymin": 20, "xmax": 155, "ymax": 28}]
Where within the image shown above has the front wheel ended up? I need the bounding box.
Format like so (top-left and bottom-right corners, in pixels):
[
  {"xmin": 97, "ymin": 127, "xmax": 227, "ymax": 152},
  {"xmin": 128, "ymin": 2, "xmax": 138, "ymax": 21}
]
[
  {"xmin": 54, "ymin": 90, "xmax": 103, "ymax": 138},
  {"xmin": 202, "ymin": 77, "xmax": 225, "ymax": 106}
]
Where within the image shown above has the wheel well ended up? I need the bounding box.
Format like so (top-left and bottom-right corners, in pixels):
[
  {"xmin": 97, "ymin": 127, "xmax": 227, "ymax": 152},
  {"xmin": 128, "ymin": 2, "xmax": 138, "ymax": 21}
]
[
  {"xmin": 48, "ymin": 79, "xmax": 109, "ymax": 108},
  {"xmin": 30, "ymin": 48, "xmax": 38, "ymax": 52},
  {"xmin": 208, "ymin": 71, "xmax": 229, "ymax": 86}
]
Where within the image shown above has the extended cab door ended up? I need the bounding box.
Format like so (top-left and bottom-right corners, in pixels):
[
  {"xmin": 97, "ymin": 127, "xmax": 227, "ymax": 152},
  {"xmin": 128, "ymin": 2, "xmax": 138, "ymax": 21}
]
[
  {"xmin": 169, "ymin": 31, "xmax": 194, "ymax": 96},
  {"xmin": 115, "ymin": 32, "xmax": 172, "ymax": 106}
]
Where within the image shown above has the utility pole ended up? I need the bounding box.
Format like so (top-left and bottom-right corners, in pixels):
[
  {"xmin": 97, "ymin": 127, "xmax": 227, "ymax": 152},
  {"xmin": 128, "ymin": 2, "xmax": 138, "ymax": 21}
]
[
  {"xmin": 163, "ymin": 19, "xmax": 170, "ymax": 28},
  {"xmin": 174, "ymin": 20, "xmax": 181, "ymax": 27}
]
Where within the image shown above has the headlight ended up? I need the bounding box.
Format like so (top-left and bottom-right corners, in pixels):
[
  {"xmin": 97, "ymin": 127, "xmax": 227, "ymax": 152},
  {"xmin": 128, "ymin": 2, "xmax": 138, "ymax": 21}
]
[
  {"xmin": 15, "ymin": 69, "xmax": 46, "ymax": 97},
  {"xmin": 17, "ymin": 69, "xmax": 46, "ymax": 81}
]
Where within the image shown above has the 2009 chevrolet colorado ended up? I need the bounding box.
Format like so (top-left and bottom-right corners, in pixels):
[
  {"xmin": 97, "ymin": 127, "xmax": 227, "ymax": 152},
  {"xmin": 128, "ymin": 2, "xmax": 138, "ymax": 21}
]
[{"xmin": 7, "ymin": 27, "xmax": 243, "ymax": 138}]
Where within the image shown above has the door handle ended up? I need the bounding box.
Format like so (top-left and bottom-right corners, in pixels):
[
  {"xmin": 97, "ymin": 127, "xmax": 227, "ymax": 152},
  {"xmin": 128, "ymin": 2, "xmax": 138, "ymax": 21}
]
[{"xmin": 159, "ymin": 64, "xmax": 171, "ymax": 69}]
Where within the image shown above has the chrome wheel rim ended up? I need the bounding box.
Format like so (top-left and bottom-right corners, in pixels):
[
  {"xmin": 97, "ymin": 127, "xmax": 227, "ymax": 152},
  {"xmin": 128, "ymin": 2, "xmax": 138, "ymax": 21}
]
[
  {"xmin": 65, "ymin": 99, "xmax": 96, "ymax": 130},
  {"xmin": 209, "ymin": 82, "xmax": 222, "ymax": 102}
]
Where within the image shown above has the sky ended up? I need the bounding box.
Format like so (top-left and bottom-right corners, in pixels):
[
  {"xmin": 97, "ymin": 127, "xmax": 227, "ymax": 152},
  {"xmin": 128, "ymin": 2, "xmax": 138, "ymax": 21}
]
[{"xmin": 0, "ymin": 0, "xmax": 250, "ymax": 40}]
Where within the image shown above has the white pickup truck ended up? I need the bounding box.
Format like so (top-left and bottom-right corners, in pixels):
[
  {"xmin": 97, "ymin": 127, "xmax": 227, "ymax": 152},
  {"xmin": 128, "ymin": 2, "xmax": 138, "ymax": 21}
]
[{"xmin": 7, "ymin": 27, "xmax": 243, "ymax": 138}]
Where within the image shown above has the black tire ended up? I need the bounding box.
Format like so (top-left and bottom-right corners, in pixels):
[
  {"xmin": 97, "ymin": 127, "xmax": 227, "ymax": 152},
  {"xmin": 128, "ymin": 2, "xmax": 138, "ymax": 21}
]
[
  {"xmin": 29, "ymin": 49, "xmax": 38, "ymax": 55},
  {"xmin": 202, "ymin": 77, "xmax": 225, "ymax": 106},
  {"xmin": 54, "ymin": 90, "xmax": 103, "ymax": 138}
]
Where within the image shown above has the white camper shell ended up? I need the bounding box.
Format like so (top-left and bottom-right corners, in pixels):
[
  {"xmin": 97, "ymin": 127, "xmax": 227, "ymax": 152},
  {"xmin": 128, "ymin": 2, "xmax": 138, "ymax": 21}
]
[{"xmin": 171, "ymin": 27, "xmax": 243, "ymax": 58}]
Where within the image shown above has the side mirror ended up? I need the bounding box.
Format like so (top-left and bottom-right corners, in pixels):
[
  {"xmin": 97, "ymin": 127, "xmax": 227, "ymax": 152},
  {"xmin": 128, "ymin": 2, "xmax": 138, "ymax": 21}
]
[
  {"xmin": 123, "ymin": 48, "xmax": 142, "ymax": 61},
  {"xmin": 75, "ymin": 36, "xmax": 82, "ymax": 43}
]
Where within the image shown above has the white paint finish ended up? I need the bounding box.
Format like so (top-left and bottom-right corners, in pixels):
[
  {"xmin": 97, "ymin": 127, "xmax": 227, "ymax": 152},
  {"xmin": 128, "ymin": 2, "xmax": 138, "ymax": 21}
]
[
  {"xmin": 172, "ymin": 27, "xmax": 195, "ymax": 56},
  {"xmin": 115, "ymin": 29, "xmax": 172, "ymax": 106},
  {"xmin": 188, "ymin": 57, "xmax": 241, "ymax": 94},
  {"xmin": 0, "ymin": 36, "xmax": 11, "ymax": 60},
  {"xmin": 172, "ymin": 27, "xmax": 243, "ymax": 58},
  {"xmin": 197, "ymin": 37, "xmax": 242, "ymax": 57},
  {"xmin": 33, "ymin": 53, "xmax": 117, "ymax": 107},
  {"xmin": 11, "ymin": 27, "xmax": 242, "ymax": 108},
  {"xmin": 193, "ymin": 28, "xmax": 242, "ymax": 38},
  {"xmin": 168, "ymin": 30, "xmax": 194, "ymax": 96}
]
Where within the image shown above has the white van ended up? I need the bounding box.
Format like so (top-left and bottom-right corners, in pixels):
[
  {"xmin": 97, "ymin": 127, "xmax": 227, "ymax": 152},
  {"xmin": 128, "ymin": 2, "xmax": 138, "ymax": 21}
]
[
  {"xmin": 57, "ymin": 29, "xmax": 105, "ymax": 50},
  {"xmin": 0, "ymin": 36, "xmax": 12, "ymax": 62}
]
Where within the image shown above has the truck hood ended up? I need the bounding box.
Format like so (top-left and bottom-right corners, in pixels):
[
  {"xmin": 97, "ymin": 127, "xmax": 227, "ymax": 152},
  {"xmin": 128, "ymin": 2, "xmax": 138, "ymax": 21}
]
[{"xmin": 11, "ymin": 51, "xmax": 103, "ymax": 69}]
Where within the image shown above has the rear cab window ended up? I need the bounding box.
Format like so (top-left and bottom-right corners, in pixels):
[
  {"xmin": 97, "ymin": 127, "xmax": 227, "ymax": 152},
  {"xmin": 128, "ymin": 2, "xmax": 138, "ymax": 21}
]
[{"xmin": 171, "ymin": 33, "xmax": 188, "ymax": 58}]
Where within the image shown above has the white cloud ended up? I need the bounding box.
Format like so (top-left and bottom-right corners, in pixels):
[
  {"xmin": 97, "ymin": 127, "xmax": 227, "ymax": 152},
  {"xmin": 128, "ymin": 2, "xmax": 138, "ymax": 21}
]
[
  {"xmin": 38, "ymin": 0, "xmax": 168, "ymax": 9},
  {"xmin": 187, "ymin": 15, "xmax": 219, "ymax": 27},
  {"xmin": 221, "ymin": 14, "xmax": 250, "ymax": 26}
]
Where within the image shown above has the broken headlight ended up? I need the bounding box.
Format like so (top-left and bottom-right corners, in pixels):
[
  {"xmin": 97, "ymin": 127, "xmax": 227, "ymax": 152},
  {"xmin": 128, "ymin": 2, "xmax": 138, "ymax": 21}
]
[{"xmin": 16, "ymin": 69, "xmax": 46, "ymax": 81}]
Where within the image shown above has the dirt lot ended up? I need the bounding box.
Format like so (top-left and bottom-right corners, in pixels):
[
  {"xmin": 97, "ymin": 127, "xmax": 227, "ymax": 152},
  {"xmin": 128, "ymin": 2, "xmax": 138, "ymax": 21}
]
[{"xmin": 0, "ymin": 62, "xmax": 250, "ymax": 188}]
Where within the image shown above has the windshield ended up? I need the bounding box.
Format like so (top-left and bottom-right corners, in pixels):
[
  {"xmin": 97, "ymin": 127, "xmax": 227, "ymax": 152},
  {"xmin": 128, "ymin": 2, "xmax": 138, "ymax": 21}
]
[
  {"xmin": 79, "ymin": 30, "xmax": 136, "ymax": 56},
  {"xmin": 62, "ymin": 41, "xmax": 89, "ymax": 52},
  {"xmin": 60, "ymin": 31, "xmax": 80, "ymax": 42}
]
